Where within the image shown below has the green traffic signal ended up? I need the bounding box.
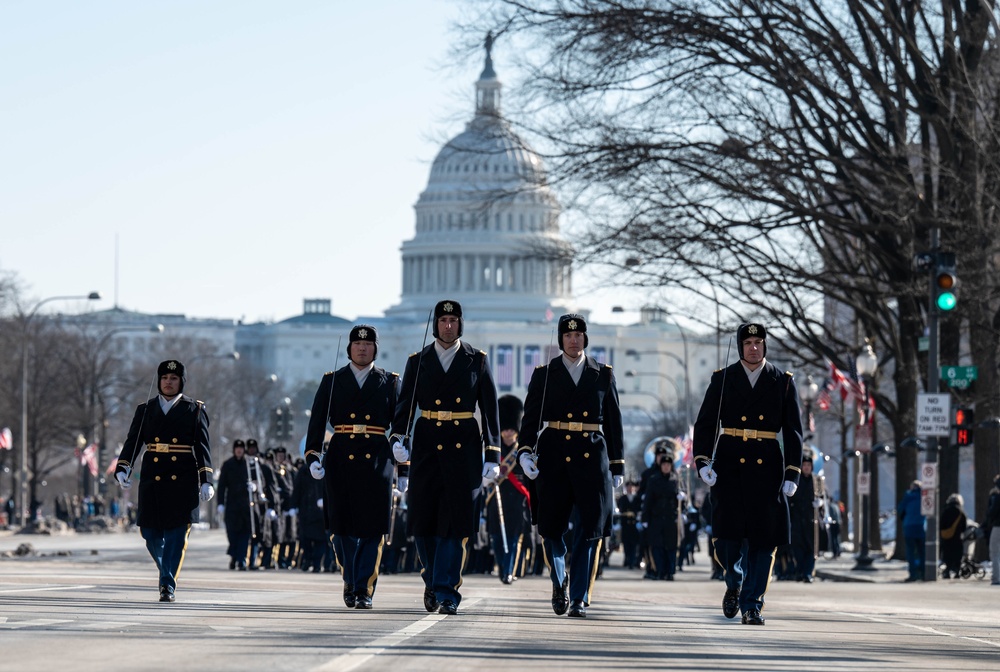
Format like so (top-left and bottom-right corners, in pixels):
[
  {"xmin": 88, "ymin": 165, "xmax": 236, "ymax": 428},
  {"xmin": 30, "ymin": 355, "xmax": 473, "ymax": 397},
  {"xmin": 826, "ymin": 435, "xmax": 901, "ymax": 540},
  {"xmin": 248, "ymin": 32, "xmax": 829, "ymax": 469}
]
[{"xmin": 936, "ymin": 291, "xmax": 957, "ymax": 311}]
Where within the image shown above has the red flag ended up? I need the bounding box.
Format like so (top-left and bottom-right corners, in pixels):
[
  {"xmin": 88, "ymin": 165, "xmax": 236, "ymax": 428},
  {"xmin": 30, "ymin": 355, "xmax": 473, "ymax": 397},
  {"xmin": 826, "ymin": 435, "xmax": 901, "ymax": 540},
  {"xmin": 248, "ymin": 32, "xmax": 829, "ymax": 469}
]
[
  {"xmin": 0, "ymin": 427, "xmax": 12, "ymax": 450},
  {"xmin": 81, "ymin": 443, "xmax": 99, "ymax": 477}
]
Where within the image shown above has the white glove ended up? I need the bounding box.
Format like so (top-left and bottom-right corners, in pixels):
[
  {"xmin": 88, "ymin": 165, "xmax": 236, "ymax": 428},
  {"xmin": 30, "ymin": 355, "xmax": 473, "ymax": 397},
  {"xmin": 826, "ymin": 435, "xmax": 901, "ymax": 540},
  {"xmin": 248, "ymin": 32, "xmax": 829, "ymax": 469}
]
[
  {"xmin": 266, "ymin": 508, "xmax": 277, "ymax": 520},
  {"xmin": 782, "ymin": 481, "xmax": 798, "ymax": 498},
  {"xmin": 677, "ymin": 492, "xmax": 686, "ymax": 501},
  {"xmin": 396, "ymin": 476, "xmax": 408, "ymax": 493},
  {"xmin": 247, "ymin": 481, "xmax": 257, "ymax": 493},
  {"xmin": 635, "ymin": 521, "xmax": 645, "ymax": 532},
  {"xmin": 482, "ymin": 461, "xmax": 500, "ymax": 488},
  {"xmin": 699, "ymin": 465, "xmax": 717, "ymax": 486},
  {"xmin": 392, "ymin": 440, "xmax": 410, "ymax": 463},
  {"xmin": 812, "ymin": 498, "xmax": 823, "ymax": 509},
  {"xmin": 613, "ymin": 475, "xmax": 624, "ymax": 489},
  {"xmin": 519, "ymin": 452, "xmax": 539, "ymax": 480},
  {"xmin": 216, "ymin": 504, "xmax": 225, "ymax": 515},
  {"xmin": 317, "ymin": 498, "xmax": 323, "ymax": 508},
  {"xmin": 115, "ymin": 468, "xmax": 132, "ymax": 490},
  {"xmin": 286, "ymin": 508, "xmax": 298, "ymax": 517},
  {"xmin": 309, "ymin": 462, "xmax": 325, "ymax": 480},
  {"xmin": 200, "ymin": 483, "xmax": 215, "ymax": 502}
]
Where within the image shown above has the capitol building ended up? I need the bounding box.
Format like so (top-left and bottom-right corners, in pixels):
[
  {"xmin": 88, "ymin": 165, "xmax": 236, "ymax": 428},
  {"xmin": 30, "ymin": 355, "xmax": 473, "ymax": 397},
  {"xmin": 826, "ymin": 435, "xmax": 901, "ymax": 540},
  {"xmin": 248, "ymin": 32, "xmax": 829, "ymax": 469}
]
[{"xmin": 78, "ymin": 46, "xmax": 719, "ymax": 475}]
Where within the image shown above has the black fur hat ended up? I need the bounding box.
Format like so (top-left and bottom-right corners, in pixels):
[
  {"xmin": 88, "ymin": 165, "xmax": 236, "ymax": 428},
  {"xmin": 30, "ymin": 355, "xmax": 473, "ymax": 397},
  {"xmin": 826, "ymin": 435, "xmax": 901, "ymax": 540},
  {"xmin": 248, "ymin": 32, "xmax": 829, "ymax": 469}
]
[
  {"xmin": 157, "ymin": 359, "xmax": 185, "ymax": 394},
  {"xmin": 433, "ymin": 299, "xmax": 463, "ymax": 338},
  {"xmin": 348, "ymin": 324, "xmax": 378, "ymax": 360},
  {"xmin": 737, "ymin": 323, "xmax": 767, "ymax": 360},
  {"xmin": 557, "ymin": 313, "xmax": 589, "ymax": 350},
  {"xmin": 498, "ymin": 395, "xmax": 524, "ymax": 432}
]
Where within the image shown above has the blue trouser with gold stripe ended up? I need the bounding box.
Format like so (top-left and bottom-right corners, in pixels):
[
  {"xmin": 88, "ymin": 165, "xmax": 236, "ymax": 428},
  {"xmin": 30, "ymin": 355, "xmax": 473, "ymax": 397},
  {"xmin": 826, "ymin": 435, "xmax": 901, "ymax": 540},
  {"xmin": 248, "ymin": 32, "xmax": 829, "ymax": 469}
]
[
  {"xmin": 334, "ymin": 535, "xmax": 384, "ymax": 598},
  {"xmin": 141, "ymin": 525, "xmax": 191, "ymax": 593},
  {"xmin": 414, "ymin": 536, "xmax": 467, "ymax": 606},
  {"xmin": 714, "ymin": 538, "xmax": 776, "ymax": 614},
  {"xmin": 544, "ymin": 533, "xmax": 602, "ymax": 605}
]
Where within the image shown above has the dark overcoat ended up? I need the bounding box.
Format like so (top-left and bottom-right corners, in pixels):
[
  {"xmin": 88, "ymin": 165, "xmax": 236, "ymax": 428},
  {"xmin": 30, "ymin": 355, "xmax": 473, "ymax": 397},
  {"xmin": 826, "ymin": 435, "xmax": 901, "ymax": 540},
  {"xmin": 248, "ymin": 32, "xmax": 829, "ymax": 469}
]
[
  {"xmin": 305, "ymin": 365, "xmax": 399, "ymax": 538},
  {"xmin": 485, "ymin": 445, "xmax": 530, "ymax": 544},
  {"xmin": 390, "ymin": 341, "xmax": 501, "ymax": 539},
  {"xmin": 217, "ymin": 455, "xmax": 252, "ymax": 535},
  {"xmin": 642, "ymin": 470, "xmax": 681, "ymax": 550},
  {"xmin": 115, "ymin": 395, "xmax": 212, "ymax": 530},
  {"xmin": 693, "ymin": 361, "xmax": 804, "ymax": 548},
  {"xmin": 517, "ymin": 356, "xmax": 624, "ymax": 540}
]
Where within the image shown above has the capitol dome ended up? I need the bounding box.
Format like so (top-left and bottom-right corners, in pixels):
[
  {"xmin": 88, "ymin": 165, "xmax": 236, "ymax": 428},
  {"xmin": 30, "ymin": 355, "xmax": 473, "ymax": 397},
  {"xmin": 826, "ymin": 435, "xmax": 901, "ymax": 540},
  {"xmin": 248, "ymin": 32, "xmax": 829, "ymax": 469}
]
[{"xmin": 386, "ymin": 42, "xmax": 575, "ymax": 323}]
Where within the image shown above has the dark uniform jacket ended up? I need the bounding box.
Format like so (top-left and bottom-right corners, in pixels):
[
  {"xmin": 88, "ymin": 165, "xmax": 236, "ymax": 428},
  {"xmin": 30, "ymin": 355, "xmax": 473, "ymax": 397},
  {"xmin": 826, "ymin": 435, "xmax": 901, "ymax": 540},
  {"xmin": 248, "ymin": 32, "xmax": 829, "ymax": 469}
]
[
  {"xmin": 116, "ymin": 395, "xmax": 212, "ymax": 529},
  {"xmin": 617, "ymin": 493, "xmax": 642, "ymax": 547},
  {"xmin": 305, "ymin": 365, "xmax": 399, "ymax": 538},
  {"xmin": 518, "ymin": 355, "xmax": 624, "ymax": 540},
  {"xmin": 390, "ymin": 341, "xmax": 501, "ymax": 539},
  {"xmin": 290, "ymin": 465, "xmax": 328, "ymax": 543},
  {"xmin": 789, "ymin": 472, "xmax": 823, "ymax": 550},
  {"xmin": 217, "ymin": 455, "xmax": 252, "ymax": 535},
  {"xmin": 693, "ymin": 361, "xmax": 803, "ymax": 548},
  {"xmin": 641, "ymin": 471, "xmax": 682, "ymax": 550}
]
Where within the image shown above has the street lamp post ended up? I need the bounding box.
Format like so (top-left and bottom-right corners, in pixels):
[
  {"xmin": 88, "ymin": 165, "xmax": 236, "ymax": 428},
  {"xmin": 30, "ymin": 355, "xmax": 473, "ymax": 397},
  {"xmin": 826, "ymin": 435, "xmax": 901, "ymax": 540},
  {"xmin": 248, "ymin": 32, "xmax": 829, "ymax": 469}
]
[
  {"xmin": 798, "ymin": 374, "xmax": 820, "ymax": 441},
  {"xmin": 625, "ymin": 349, "xmax": 693, "ymax": 427},
  {"xmin": 19, "ymin": 292, "xmax": 101, "ymax": 528},
  {"xmin": 853, "ymin": 340, "xmax": 878, "ymax": 571}
]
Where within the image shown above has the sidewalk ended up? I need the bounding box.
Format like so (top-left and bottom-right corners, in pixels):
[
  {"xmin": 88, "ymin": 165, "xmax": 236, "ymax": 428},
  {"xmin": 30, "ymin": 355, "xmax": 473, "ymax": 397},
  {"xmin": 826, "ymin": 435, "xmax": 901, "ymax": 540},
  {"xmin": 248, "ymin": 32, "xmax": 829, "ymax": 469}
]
[{"xmin": 813, "ymin": 552, "xmax": 911, "ymax": 583}]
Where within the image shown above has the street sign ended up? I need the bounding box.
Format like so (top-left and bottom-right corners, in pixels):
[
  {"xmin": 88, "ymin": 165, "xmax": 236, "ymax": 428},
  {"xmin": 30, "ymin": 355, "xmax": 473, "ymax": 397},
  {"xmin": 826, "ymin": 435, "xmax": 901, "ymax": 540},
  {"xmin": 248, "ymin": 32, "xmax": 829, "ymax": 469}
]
[
  {"xmin": 941, "ymin": 366, "xmax": 978, "ymax": 390},
  {"xmin": 854, "ymin": 424, "xmax": 872, "ymax": 453},
  {"xmin": 921, "ymin": 489, "xmax": 936, "ymax": 516},
  {"xmin": 920, "ymin": 462, "xmax": 938, "ymax": 488},
  {"xmin": 857, "ymin": 472, "xmax": 871, "ymax": 495},
  {"xmin": 918, "ymin": 336, "xmax": 929, "ymax": 352},
  {"xmin": 916, "ymin": 393, "xmax": 951, "ymax": 437}
]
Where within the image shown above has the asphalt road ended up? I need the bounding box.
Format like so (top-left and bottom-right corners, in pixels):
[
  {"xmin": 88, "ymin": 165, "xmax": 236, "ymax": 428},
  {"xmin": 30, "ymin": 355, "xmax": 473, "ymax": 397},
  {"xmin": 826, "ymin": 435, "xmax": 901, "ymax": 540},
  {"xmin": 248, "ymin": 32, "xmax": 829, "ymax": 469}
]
[{"xmin": 1, "ymin": 529, "xmax": 998, "ymax": 671}]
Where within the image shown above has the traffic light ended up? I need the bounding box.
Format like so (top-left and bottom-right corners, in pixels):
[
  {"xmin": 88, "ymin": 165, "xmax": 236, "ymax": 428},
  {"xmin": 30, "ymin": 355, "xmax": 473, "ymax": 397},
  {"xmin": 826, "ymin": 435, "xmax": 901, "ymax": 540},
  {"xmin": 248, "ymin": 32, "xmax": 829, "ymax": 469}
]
[
  {"xmin": 954, "ymin": 407, "xmax": 974, "ymax": 446},
  {"xmin": 935, "ymin": 252, "xmax": 958, "ymax": 312}
]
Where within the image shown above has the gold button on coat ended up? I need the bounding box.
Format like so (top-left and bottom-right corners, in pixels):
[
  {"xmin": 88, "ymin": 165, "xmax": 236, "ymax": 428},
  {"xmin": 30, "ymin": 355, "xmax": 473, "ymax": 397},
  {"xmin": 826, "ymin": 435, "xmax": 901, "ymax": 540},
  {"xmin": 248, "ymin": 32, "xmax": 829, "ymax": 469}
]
[
  {"xmin": 455, "ymin": 397, "xmax": 461, "ymax": 403},
  {"xmin": 155, "ymin": 475, "xmax": 161, "ymax": 481},
  {"xmin": 350, "ymin": 413, "xmax": 356, "ymax": 419},
  {"xmin": 171, "ymin": 475, "xmax": 177, "ymax": 480},
  {"xmin": 584, "ymin": 452, "xmax": 590, "ymax": 458},
  {"xmin": 153, "ymin": 457, "xmax": 159, "ymax": 462},
  {"xmin": 582, "ymin": 411, "xmax": 588, "ymax": 417},
  {"xmin": 567, "ymin": 413, "xmax": 573, "ymax": 419},
  {"xmin": 365, "ymin": 454, "xmax": 371, "ymax": 459},
  {"xmin": 437, "ymin": 445, "xmax": 443, "ymax": 451},
  {"xmin": 365, "ymin": 415, "xmax": 370, "ymax": 420},
  {"xmin": 565, "ymin": 435, "xmax": 571, "ymax": 440},
  {"xmin": 741, "ymin": 416, "xmax": 747, "ymax": 422},
  {"xmin": 436, "ymin": 421, "xmax": 442, "ymax": 427},
  {"xmin": 456, "ymin": 443, "xmax": 462, "ymax": 449},
  {"xmin": 759, "ymin": 415, "xmax": 764, "ymax": 420},
  {"xmin": 740, "ymin": 458, "xmax": 746, "ymax": 464},
  {"xmin": 349, "ymin": 455, "xmax": 355, "ymax": 460},
  {"xmin": 582, "ymin": 432, "xmax": 589, "ymax": 437},
  {"xmin": 757, "ymin": 458, "xmax": 763, "ymax": 464},
  {"xmin": 435, "ymin": 399, "xmax": 441, "ymax": 406},
  {"xmin": 565, "ymin": 456, "xmax": 571, "ymax": 462},
  {"xmin": 171, "ymin": 456, "xmax": 177, "ymax": 461}
]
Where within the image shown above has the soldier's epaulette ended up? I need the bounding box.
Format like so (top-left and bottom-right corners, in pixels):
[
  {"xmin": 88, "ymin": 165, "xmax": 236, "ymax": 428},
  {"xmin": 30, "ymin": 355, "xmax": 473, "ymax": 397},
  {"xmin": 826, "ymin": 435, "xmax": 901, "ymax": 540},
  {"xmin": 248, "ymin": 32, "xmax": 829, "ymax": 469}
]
[
  {"xmin": 535, "ymin": 364, "xmax": 545, "ymax": 369},
  {"xmin": 480, "ymin": 349, "xmax": 487, "ymax": 355},
  {"xmin": 196, "ymin": 399, "xmax": 205, "ymax": 405},
  {"xmin": 604, "ymin": 363, "xmax": 612, "ymax": 369},
  {"xmin": 409, "ymin": 352, "xmax": 418, "ymax": 357},
  {"xmin": 785, "ymin": 371, "xmax": 794, "ymax": 377},
  {"xmin": 714, "ymin": 368, "xmax": 724, "ymax": 373},
  {"xmin": 391, "ymin": 371, "xmax": 399, "ymax": 377}
]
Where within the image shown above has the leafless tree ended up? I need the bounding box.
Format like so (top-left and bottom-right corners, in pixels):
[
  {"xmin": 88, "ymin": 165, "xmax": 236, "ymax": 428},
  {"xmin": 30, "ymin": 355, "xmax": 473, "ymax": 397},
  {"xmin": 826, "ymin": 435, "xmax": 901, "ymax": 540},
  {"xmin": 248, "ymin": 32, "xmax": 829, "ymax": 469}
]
[{"xmin": 463, "ymin": 0, "xmax": 1000, "ymax": 544}]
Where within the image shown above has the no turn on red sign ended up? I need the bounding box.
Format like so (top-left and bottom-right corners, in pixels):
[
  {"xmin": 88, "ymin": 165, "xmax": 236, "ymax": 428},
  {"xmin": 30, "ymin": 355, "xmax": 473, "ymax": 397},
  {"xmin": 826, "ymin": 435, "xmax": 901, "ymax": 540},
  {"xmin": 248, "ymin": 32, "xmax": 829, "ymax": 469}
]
[{"xmin": 916, "ymin": 394, "xmax": 950, "ymax": 437}]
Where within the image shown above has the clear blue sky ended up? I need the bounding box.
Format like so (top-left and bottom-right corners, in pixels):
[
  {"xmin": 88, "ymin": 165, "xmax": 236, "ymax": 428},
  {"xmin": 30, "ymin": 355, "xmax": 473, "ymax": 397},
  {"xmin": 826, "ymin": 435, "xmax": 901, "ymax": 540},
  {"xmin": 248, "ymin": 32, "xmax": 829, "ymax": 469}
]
[{"xmin": 1, "ymin": 1, "xmax": 641, "ymax": 325}]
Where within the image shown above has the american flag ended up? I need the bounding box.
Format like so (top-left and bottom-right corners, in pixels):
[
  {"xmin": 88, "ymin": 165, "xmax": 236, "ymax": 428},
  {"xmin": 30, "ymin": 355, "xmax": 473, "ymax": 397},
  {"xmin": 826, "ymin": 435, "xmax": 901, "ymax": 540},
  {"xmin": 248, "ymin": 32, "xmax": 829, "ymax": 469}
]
[
  {"xmin": 495, "ymin": 345, "xmax": 514, "ymax": 391},
  {"xmin": 0, "ymin": 427, "xmax": 11, "ymax": 450},
  {"xmin": 523, "ymin": 346, "xmax": 541, "ymax": 384},
  {"xmin": 77, "ymin": 442, "xmax": 99, "ymax": 477}
]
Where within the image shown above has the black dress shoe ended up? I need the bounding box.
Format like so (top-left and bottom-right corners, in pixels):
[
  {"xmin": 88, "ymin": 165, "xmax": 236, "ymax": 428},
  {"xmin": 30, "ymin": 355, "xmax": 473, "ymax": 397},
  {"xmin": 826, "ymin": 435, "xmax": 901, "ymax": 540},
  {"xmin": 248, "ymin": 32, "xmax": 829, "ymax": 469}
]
[
  {"xmin": 567, "ymin": 599, "xmax": 587, "ymax": 618},
  {"xmin": 355, "ymin": 596, "xmax": 373, "ymax": 610},
  {"xmin": 501, "ymin": 574, "xmax": 513, "ymax": 585},
  {"xmin": 159, "ymin": 587, "xmax": 175, "ymax": 603},
  {"xmin": 722, "ymin": 588, "xmax": 740, "ymax": 619},
  {"xmin": 423, "ymin": 589, "xmax": 439, "ymax": 613},
  {"xmin": 438, "ymin": 600, "xmax": 458, "ymax": 615},
  {"xmin": 229, "ymin": 558, "xmax": 236, "ymax": 570},
  {"xmin": 551, "ymin": 576, "xmax": 569, "ymax": 616},
  {"xmin": 741, "ymin": 609, "xmax": 765, "ymax": 625},
  {"xmin": 343, "ymin": 587, "xmax": 357, "ymax": 609}
]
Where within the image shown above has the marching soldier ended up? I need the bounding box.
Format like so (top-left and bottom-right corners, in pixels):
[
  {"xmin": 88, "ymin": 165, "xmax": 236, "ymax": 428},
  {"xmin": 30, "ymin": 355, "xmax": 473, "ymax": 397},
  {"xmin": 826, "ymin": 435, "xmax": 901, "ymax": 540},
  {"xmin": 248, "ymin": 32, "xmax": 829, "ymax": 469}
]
[
  {"xmin": 694, "ymin": 323, "xmax": 804, "ymax": 626},
  {"xmin": 616, "ymin": 481, "xmax": 642, "ymax": 569},
  {"xmin": 244, "ymin": 439, "xmax": 276, "ymax": 569},
  {"xmin": 788, "ymin": 448, "xmax": 825, "ymax": 582},
  {"xmin": 216, "ymin": 439, "xmax": 253, "ymax": 570},
  {"xmin": 390, "ymin": 299, "xmax": 502, "ymax": 616},
  {"xmin": 486, "ymin": 395, "xmax": 531, "ymax": 585},
  {"xmin": 305, "ymin": 324, "xmax": 400, "ymax": 609},
  {"xmin": 517, "ymin": 314, "xmax": 625, "ymax": 618},
  {"xmin": 641, "ymin": 448, "xmax": 685, "ymax": 580},
  {"xmin": 271, "ymin": 447, "xmax": 298, "ymax": 568},
  {"xmin": 114, "ymin": 359, "xmax": 214, "ymax": 602}
]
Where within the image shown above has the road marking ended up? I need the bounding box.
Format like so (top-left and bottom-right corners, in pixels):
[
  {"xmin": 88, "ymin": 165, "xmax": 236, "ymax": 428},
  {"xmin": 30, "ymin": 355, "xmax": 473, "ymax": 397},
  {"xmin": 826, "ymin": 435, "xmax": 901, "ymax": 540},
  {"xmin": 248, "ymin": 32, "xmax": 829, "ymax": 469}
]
[
  {"xmin": 0, "ymin": 618, "xmax": 74, "ymax": 630},
  {"xmin": 310, "ymin": 598, "xmax": 482, "ymax": 672},
  {"xmin": 837, "ymin": 611, "xmax": 1000, "ymax": 648},
  {"xmin": 0, "ymin": 584, "xmax": 95, "ymax": 594}
]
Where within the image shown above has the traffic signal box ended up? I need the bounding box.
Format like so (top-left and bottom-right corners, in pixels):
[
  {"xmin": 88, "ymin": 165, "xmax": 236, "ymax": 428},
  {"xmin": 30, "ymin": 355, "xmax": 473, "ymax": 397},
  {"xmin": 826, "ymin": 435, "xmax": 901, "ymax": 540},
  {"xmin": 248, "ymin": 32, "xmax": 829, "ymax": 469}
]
[
  {"xmin": 954, "ymin": 407, "xmax": 974, "ymax": 446},
  {"xmin": 935, "ymin": 252, "xmax": 958, "ymax": 312}
]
